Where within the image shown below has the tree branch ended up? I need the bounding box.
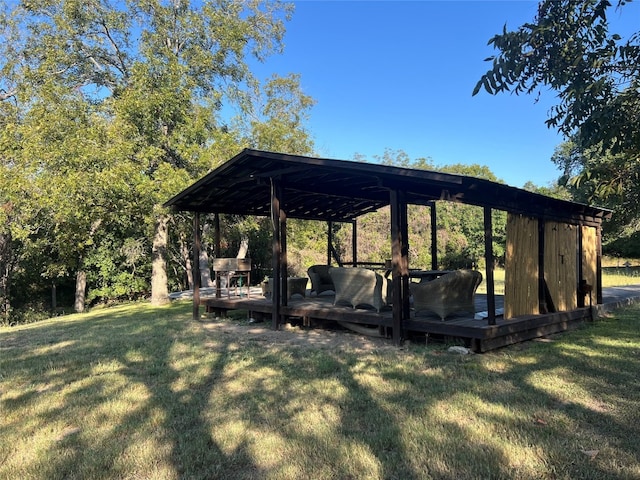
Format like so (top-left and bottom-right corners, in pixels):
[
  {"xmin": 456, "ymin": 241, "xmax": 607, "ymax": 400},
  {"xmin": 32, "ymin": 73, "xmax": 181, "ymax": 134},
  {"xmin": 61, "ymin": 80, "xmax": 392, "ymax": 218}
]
[
  {"xmin": 100, "ymin": 20, "xmax": 129, "ymax": 80},
  {"xmin": 0, "ymin": 89, "xmax": 17, "ymax": 101}
]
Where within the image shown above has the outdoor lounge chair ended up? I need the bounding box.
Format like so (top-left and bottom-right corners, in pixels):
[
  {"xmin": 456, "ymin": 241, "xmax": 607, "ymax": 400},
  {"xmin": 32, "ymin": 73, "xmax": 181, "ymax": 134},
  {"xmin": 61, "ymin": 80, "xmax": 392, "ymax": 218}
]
[
  {"xmin": 411, "ymin": 269, "xmax": 483, "ymax": 320},
  {"xmin": 329, "ymin": 266, "xmax": 391, "ymax": 312},
  {"xmin": 307, "ymin": 264, "xmax": 335, "ymax": 296}
]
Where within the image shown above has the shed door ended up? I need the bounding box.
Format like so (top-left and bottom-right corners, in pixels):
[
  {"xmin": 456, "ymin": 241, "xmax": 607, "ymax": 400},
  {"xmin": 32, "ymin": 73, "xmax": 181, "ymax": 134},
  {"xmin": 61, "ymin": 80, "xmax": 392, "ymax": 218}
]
[{"xmin": 544, "ymin": 221, "xmax": 578, "ymax": 312}]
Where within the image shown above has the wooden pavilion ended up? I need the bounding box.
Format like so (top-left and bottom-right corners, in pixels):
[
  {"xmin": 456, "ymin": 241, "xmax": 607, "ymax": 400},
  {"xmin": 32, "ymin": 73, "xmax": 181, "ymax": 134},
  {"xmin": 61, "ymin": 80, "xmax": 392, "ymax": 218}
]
[{"xmin": 165, "ymin": 149, "xmax": 612, "ymax": 351}]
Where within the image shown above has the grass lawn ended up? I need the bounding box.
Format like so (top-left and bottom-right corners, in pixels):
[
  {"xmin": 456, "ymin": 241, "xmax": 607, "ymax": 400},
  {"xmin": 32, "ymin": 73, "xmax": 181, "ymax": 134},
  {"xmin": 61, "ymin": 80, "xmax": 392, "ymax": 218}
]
[
  {"xmin": 601, "ymin": 266, "xmax": 640, "ymax": 288},
  {"xmin": 475, "ymin": 267, "xmax": 640, "ymax": 294},
  {"xmin": 1, "ymin": 300, "xmax": 639, "ymax": 479}
]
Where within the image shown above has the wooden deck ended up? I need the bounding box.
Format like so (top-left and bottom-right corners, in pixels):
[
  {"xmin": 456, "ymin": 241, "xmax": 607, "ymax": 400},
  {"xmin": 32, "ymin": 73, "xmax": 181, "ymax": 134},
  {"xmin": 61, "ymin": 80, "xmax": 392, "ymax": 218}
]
[{"xmin": 197, "ymin": 285, "xmax": 640, "ymax": 353}]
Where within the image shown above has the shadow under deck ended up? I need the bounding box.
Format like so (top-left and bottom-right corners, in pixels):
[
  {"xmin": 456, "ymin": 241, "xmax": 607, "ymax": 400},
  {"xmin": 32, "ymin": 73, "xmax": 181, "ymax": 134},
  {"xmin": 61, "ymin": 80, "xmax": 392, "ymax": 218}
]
[{"xmin": 198, "ymin": 291, "xmax": 628, "ymax": 352}]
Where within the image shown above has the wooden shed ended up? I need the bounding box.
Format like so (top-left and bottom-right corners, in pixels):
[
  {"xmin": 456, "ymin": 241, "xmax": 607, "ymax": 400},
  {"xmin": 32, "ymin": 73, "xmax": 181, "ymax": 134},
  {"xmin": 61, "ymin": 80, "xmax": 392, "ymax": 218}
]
[{"xmin": 165, "ymin": 149, "xmax": 611, "ymax": 350}]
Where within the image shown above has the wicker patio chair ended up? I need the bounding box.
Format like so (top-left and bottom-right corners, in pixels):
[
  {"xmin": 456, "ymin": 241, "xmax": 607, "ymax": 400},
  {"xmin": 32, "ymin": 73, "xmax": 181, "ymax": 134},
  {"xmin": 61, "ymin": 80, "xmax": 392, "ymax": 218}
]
[
  {"xmin": 307, "ymin": 264, "xmax": 335, "ymax": 296},
  {"xmin": 328, "ymin": 266, "xmax": 391, "ymax": 312},
  {"xmin": 411, "ymin": 269, "xmax": 483, "ymax": 320}
]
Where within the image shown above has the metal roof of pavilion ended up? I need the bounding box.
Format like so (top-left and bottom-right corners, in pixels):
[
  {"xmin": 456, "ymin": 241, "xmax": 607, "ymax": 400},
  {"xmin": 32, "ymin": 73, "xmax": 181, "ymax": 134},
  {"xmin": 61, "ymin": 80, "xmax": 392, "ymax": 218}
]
[{"xmin": 164, "ymin": 149, "xmax": 611, "ymax": 226}]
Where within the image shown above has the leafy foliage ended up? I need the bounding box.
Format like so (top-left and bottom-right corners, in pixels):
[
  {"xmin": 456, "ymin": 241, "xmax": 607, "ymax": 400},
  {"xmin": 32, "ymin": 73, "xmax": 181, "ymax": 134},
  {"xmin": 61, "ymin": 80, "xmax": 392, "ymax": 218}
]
[
  {"xmin": 0, "ymin": 0, "xmax": 316, "ymax": 321},
  {"xmin": 330, "ymin": 151, "xmax": 508, "ymax": 271},
  {"xmin": 475, "ymin": 0, "xmax": 640, "ymax": 156},
  {"xmin": 552, "ymin": 139, "xmax": 640, "ymax": 256},
  {"xmin": 475, "ymin": 0, "xmax": 640, "ymax": 257}
]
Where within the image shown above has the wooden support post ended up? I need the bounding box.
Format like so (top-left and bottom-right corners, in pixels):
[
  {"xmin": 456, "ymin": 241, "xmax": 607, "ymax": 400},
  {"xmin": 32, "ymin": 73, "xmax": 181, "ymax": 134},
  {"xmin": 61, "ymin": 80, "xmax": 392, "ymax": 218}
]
[
  {"xmin": 401, "ymin": 201, "xmax": 410, "ymax": 320},
  {"xmin": 192, "ymin": 212, "xmax": 201, "ymax": 321},
  {"xmin": 271, "ymin": 179, "xmax": 282, "ymax": 329},
  {"xmin": 214, "ymin": 213, "xmax": 221, "ymax": 298},
  {"xmin": 390, "ymin": 190, "xmax": 409, "ymax": 345},
  {"xmin": 577, "ymin": 225, "xmax": 584, "ymax": 308},
  {"xmin": 352, "ymin": 220, "xmax": 357, "ymax": 267},
  {"xmin": 281, "ymin": 210, "xmax": 288, "ymax": 306},
  {"xmin": 484, "ymin": 206, "xmax": 496, "ymax": 325},
  {"xmin": 327, "ymin": 221, "xmax": 333, "ymax": 265},
  {"xmin": 596, "ymin": 225, "xmax": 603, "ymax": 304},
  {"xmin": 430, "ymin": 201, "xmax": 438, "ymax": 270}
]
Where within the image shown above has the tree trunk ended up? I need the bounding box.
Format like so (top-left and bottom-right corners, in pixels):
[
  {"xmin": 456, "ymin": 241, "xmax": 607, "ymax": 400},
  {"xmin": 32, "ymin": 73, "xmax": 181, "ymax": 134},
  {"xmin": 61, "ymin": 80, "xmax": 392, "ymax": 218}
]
[
  {"xmin": 197, "ymin": 220, "xmax": 213, "ymax": 287},
  {"xmin": 74, "ymin": 270, "xmax": 86, "ymax": 313},
  {"xmin": 151, "ymin": 214, "xmax": 170, "ymax": 305},
  {"xmin": 237, "ymin": 236, "xmax": 249, "ymax": 258},
  {"xmin": 0, "ymin": 232, "xmax": 12, "ymax": 323},
  {"xmin": 180, "ymin": 232, "xmax": 193, "ymax": 290},
  {"xmin": 74, "ymin": 219, "xmax": 101, "ymax": 313},
  {"xmin": 199, "ymin": 248, "xmax": 212, "ymax": 287},
  {"xmin": 52, "ymin": 283, "xmax": 57, "ymax": 312}
]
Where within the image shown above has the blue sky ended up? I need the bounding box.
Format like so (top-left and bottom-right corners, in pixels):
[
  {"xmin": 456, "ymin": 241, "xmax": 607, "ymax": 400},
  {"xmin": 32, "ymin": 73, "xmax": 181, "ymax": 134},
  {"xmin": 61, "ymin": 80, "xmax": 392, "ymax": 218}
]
[{"xmin": 251, "ymin": 0, "xmax": 637, "ymax": 188}]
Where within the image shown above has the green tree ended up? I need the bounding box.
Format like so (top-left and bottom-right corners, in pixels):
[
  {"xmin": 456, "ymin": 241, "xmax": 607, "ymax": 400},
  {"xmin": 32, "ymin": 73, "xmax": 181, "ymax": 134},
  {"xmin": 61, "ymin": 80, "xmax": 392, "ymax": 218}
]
[
  {"xmin": 0, "ymin": 78, "xmax": 147, "ymax": 315},
  {"xmin": 436, "ymin": 164, "xmax": 507, "ymax": 268},
  {"xmin": 333, "ymin": 150, "xmax": 508, "ymax": 270},
  {"xmin": 246, "ymin": 73, "xmax": 316, "ymax": 154},
  {"xmin": 233, "ymin": 71, "xmax": 317, "ymax": 277},
  {"xmin": 474, "ymin": 0, "xmax": 640, "ymax": 205},
  {"xmin": 0, "ymin": 101, "xmax": 31, "ymax": 322},
  {"xmin": 1, "ymin": 0, "xmax": 295, "ymax": 311},
  {"xmin": 375, "ymin": 147, "xmax": 435, "ymax": 170},
  {"xmin": 522, "ymin": 180, "xmax": 572, "ymax": 200},
  {"xmin": 552, "ymin": 139, "xmax": 640, "ymax": 256}
]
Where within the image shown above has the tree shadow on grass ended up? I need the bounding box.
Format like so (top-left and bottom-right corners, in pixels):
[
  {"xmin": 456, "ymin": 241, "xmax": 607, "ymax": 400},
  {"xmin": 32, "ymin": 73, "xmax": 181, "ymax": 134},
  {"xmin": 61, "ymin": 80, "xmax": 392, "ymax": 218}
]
[
  {"xmin": 522, "ymin": 355, "xmax": 631, "ymax": 472},
  {"xmin": 464, "ymin": 309, "xmax": 640, "ymax": 478},
  {"xmin": 1, "ymin": 302, "xmax": 260, "ymax": 478},
  {"xmin": 1, "ymin": 302, "xmax": 639, "ymax": 479}
]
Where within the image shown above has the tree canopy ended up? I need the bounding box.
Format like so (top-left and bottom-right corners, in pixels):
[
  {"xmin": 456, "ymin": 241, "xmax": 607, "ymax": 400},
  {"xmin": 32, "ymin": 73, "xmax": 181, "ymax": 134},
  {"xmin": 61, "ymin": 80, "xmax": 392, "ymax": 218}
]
[
  {"xmin": 475, "ymin": 0, "xmax": 639, "ymax": 155},
  {"xmin": 0, "ymin": 0, "xmax": 317, "ymax": 321},
  {"xmin": 474, "ymin": 0, "xmax": 640, "ymax": 254},
  {"xmin": 474, "ymin": 0, "xmax": 639, "ymax": 191}
]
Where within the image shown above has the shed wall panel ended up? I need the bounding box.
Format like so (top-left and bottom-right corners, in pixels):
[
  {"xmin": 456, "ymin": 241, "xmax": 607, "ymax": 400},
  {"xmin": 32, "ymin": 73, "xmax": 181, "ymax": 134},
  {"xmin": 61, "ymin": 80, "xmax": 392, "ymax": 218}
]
[
  {"xmin": 505, "ymin": 214, "xmax": 539, "ymax": 319},
  {"xmin": 582, "ymin": 226, "xmax": 598, "ymax": 305}
]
